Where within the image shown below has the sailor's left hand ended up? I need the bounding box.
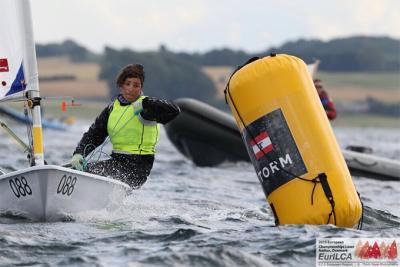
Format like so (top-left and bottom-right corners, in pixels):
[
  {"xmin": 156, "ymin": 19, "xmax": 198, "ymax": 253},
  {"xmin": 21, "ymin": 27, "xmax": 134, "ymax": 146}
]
[{"xmin": 71, "ymin": 154, "xmax": 87, "ymax": 171}]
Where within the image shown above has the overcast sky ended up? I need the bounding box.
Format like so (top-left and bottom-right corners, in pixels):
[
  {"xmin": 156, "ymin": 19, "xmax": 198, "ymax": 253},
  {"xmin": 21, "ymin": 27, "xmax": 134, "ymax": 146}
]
[{"xmin": 31, "ymin": 0, "xmax": 400, "ymax": 53}]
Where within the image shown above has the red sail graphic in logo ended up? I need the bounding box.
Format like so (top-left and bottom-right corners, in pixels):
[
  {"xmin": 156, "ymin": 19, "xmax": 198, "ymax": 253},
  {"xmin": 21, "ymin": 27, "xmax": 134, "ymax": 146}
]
[
  {"xmin": 370, "ymin": 241, "xmax": 381, "ymax": 259},
  {"xmin": 387, "ymin": 240, "xmax": 398, "ymax": 260},
  {"xmin": 250, "ymin": 131, "xmax": 273, "ymax": 160},
  {"xmin": 355, "ymin": 240, "xmax": 362, "ymax": 257},
  {"xmin": 380, "ymin": 241, "xmax": 388, "ymax": 258},
  {"xmin": 361, "ymin": 242, "xmax": 371, "ymax": 258},
  {"xmin": 0, "ymin": 58, "xmax": 9, "ymax": 72}
]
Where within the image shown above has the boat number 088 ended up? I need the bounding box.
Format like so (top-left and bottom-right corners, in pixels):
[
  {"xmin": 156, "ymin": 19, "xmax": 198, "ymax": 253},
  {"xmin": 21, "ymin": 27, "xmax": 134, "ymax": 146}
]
[
  {"xmin": 57, "ymin": 175, "xmax": 77, "ymax": 196},
  {"xmin": 9, "ymin": 176, "xmax": 32, "ymax": 198}
]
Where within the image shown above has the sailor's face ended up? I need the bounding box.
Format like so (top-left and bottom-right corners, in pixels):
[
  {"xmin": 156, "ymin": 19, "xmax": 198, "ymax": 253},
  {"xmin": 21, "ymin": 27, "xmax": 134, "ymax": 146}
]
[{"xmin": 121, "ymin": 77, "xmax": 142, "ymax": 102}]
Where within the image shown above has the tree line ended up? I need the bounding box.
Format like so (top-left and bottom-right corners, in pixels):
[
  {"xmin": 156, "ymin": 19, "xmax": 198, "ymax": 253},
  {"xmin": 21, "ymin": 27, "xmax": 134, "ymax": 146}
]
[
  {"xmin": 36, "ymin": 36, "xmax": 400, "ymax": 71},
  {"xmin": 36, "ymin": 37, "xmax": 400, "ymax": 113}
]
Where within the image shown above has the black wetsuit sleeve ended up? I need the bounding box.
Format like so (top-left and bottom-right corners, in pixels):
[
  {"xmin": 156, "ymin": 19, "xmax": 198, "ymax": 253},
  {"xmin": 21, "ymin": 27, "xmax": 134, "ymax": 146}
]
[
  {"xmin": 140, "ymin": 97, "xmax": 180, "ymax": 124},
  {"xmin": 73, "ymin": 105, "xmax": 111, "ymax": 157}
]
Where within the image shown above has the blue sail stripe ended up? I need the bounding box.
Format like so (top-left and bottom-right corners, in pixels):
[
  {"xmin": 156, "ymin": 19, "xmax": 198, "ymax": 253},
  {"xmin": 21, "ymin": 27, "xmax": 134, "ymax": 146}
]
[{"xmin": 5, "ymin": 62, "xmax": 26, "ymax": 96}]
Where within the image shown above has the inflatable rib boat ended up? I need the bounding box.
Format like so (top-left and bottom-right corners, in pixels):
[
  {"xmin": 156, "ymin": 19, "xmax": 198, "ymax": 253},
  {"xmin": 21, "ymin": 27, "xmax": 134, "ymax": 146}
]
[
  {"xmin": 165, "ymin": 98, "xmax": 248, "ymax": 166},
  {"xmin": 165, "ymin": 98, "xmax": 400, "ymax": 181}
]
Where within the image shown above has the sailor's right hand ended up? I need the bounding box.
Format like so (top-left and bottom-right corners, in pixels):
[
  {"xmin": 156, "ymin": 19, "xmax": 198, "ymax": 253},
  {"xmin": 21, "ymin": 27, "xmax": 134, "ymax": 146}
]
[{"xmin": 71, "ymin": 154, "xmax": 87, "ymax": 171}]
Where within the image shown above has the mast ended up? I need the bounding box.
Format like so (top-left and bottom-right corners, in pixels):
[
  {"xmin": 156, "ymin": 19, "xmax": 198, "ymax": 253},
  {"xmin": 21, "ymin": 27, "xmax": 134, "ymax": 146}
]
[{"xmin": 18, "ymin": 0, "xmax": 44, "ymax": 165}]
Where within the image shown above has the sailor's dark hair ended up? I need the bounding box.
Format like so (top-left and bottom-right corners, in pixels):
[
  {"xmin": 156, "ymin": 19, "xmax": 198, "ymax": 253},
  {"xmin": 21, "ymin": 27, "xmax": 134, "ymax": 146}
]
[
  {"xmin": 313, "ymin": 78, "xmax": 323, "ymax": 89},
  {"xmin": 116, "ymin": 64, "xmax": 145, "ymax": 87}
]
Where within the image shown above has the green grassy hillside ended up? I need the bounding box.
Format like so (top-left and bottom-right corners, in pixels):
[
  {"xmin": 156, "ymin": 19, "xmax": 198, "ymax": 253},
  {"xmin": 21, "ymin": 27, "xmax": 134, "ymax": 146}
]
[{"xmin": 316, "ymin": 71, "xmax": 400, "ymax": 91}]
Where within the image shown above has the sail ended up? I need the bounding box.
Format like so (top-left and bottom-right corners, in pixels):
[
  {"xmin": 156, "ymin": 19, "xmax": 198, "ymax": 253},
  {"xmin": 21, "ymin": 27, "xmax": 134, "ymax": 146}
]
[
  {"xmin": 0, "ymin": 0, "xmax": 39, "ymax": 102},
  {"xmin": 0, "ymin": 0, "xmax": 44, "ymax": 165},
  {"xmin": 307, "ymin": 59, "xmax": 320, "ymax": 78}
]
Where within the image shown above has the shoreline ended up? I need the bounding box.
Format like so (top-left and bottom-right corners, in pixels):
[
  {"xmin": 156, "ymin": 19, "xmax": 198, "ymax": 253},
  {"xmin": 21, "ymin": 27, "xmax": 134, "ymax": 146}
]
[{"xmin": 3, "ymin": 100, "xmax": 399, "ymax": 128}]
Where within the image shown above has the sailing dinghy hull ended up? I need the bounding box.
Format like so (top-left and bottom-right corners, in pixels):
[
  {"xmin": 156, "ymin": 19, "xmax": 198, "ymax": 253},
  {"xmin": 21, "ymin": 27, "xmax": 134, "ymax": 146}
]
[{"xmin": 0, "ymin": 165, "xmax": 130, "ymax": 221}]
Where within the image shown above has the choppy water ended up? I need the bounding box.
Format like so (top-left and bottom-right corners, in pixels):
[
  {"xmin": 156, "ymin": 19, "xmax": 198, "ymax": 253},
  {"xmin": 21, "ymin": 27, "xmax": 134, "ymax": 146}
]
[{"xmin": 0, "ymin": 120, "xmax": 399, "ymax": 267}]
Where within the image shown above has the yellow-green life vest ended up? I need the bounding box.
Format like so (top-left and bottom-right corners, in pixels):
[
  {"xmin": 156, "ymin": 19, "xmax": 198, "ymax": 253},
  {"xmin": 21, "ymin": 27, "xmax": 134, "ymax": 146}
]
[{"xmin": 107, "ymin": 96, "xmax": 160, "ymax": 155}]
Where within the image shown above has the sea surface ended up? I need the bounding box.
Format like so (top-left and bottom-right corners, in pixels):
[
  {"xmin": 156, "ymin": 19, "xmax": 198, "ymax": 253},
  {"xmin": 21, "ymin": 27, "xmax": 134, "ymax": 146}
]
[{"xmin": 0, "ymin": 120, "xmax": 399, "ymax": 267}]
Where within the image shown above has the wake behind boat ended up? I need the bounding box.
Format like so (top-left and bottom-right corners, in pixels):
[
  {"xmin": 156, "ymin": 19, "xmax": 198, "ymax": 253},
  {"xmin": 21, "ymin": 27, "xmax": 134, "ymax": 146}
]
[
  {"xmin": 0, "ymin": 165, "xmax": 130, "ymax": 221},
  {"xmin": 0, "ymin": 0, "xmax": 131, "ymax": 221}
]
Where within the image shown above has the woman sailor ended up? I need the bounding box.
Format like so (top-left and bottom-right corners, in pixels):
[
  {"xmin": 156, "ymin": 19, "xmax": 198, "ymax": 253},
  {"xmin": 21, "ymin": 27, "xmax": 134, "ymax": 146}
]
[{"xmin": 71, "ymin": 64, "xmax": 180, "ymax": 188}]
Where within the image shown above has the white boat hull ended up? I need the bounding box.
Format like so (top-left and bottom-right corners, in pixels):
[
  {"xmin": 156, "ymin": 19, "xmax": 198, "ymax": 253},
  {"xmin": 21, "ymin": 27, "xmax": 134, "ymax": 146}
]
[
  {"xmin": 342, "ymin": 150, "xmax": 400, "ymax": 181},
  {"xmin": 0, "ymin": 165, "xmax": 131, "ymax": 221}
]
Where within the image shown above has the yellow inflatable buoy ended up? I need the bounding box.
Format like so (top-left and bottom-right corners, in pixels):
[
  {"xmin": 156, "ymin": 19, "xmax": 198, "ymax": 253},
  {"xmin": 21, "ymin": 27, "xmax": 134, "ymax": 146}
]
[{"xmin": 225, "ymin": 54, "xmax": 362, "ymax": 227}]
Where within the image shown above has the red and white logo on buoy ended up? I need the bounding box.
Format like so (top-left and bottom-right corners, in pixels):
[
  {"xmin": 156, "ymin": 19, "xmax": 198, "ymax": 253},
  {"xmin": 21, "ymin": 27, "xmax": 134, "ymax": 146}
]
[
  {"xmin": 250, "ymin": 131, "xmax": 273, "ymax": 160},
  {"xmin": 243, "ymin": 108, "xmax": 307, "ymax": 195}
]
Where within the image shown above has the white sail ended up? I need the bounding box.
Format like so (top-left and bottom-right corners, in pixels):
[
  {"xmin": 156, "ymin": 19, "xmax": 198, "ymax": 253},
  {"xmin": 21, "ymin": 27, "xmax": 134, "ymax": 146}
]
[
  {"xmin": 0, "ymin": 0, "xmax": 39, "ymax": 101},
  {"xmin": 307, "ymin": 59, "xmax": 320, "ymax": 78},
  {"xmin": 0, "ymin": 0, "xmax": 44, "ymax": 165}
]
